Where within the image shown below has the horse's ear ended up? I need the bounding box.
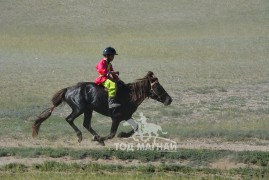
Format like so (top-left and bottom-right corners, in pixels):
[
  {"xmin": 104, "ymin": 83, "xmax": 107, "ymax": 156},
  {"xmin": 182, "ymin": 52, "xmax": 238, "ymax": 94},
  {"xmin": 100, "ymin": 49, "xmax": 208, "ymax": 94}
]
[
  {"xmin": 147, "ymin": 71, "xmax": 154, "ymax": 78},
  {"xmin": 147, "ymin": 71, "xmax": 158, "ymax": 83}
]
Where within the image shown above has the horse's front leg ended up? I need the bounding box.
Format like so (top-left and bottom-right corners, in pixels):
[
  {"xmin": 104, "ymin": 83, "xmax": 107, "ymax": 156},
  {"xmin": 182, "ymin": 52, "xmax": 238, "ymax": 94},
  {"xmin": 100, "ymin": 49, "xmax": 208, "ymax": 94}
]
[
  {"xmin": 118, "ymin": 118, "xmax": 138, "ymax": 138},
  {"xmin": 95, "ymin": 119, "xmax": 120, "ymax": 146}
]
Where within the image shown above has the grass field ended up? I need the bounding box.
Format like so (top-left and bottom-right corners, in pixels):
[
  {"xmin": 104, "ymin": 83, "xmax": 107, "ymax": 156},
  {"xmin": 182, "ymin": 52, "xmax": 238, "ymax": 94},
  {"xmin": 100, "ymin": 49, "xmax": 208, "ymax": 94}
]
[{"xmin": 0, "ymin": 0, "xmax": 269, "ymax": 179}]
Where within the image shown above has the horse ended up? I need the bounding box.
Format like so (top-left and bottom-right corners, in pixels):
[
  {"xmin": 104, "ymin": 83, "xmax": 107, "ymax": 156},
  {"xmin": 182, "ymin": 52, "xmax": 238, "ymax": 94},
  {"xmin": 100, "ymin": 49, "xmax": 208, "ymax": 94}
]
[{"xmin": 32, "ymin": 71, "xmax": 172, "ymax": 145}]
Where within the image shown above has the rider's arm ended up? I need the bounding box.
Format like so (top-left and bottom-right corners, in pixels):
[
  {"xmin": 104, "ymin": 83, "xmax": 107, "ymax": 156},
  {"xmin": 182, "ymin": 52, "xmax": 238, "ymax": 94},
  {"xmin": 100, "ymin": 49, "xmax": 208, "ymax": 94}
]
[
  {"xmin": 96, "ymin": 60, "xmax": 109, "ymax": 77},
  {"xmin": 110, "ymin": 65, "xmax": 120, "ymax": 80}
]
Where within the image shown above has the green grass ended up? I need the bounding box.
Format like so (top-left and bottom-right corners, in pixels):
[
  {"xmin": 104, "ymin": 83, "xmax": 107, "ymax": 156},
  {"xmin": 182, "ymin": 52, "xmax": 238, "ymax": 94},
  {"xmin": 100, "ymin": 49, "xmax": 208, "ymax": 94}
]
[
  {"xmin": 0, "ymin": 172, "xmax": 192, "ymax": 180},
  {"xmin": 0, "ymin": 147, "xmax": 268, "ymax": 167},
  {"xmin": 1, "ymin": 147, "xmax": 268, "ymax": 179},
  {"xmin": 1, "ymin": 161, "xmax": 269, "ymax": 180},
  {"xmin": 0, "ymin": 0, "xmax": 269, "ymax": 178}
]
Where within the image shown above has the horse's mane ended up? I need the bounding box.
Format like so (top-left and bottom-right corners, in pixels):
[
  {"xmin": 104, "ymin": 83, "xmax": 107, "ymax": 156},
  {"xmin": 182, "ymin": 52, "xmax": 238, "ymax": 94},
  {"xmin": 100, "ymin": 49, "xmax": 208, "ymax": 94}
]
[{"xmin": 127, "ymin": 71, "xmax": 155, "ymax": 103}]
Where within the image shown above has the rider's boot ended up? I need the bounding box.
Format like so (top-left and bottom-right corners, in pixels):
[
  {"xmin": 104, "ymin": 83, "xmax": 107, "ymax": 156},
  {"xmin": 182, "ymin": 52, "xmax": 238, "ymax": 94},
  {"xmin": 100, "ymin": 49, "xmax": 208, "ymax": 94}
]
[{"xmin": 108, "ymin": 97, "xmax": 121, "ymax": 118}]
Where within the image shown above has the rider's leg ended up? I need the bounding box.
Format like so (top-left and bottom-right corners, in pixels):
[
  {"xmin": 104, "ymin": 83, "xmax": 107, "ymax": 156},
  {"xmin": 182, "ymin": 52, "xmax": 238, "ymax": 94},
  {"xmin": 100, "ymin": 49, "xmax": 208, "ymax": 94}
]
[{"xmin": 102, "ymin": 79, "xmax": 121, "ymax": 108}]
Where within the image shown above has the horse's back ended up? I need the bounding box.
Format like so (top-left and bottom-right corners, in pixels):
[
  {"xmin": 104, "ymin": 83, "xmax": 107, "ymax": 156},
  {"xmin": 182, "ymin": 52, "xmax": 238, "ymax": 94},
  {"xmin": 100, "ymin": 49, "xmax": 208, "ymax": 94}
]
[
  {"xmin": 77, "ymin": 81, "xmax": 129, "ymax": 93},
  {"xmin": 76, "ymin": 82, "xmax": 95, "ymax": 88},
  {"xmin": 65, "ymin": 82, "xmax": 103, "ymax": 100}
]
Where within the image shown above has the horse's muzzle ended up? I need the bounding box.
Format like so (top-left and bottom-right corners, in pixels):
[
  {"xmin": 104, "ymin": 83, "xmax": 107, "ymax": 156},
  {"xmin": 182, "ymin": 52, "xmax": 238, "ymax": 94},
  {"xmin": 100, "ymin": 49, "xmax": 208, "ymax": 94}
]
[{"xmin": 164, "ymin": 95, "xmax": 172, "ymax": 105}]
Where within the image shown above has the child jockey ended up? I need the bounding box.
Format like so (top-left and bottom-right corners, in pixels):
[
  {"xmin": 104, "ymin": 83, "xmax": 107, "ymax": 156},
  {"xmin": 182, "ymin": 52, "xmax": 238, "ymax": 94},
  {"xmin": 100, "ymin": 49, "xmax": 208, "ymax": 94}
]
[{"xmin": 94, "ymin": 47, "xmax": 121, "ymax": 109}]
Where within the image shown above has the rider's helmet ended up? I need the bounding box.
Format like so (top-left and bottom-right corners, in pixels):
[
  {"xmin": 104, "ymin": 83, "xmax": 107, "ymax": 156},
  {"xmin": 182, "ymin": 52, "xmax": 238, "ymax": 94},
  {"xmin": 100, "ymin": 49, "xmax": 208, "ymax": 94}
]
[{"xmin": 103, "ymin": 47, "xmax": 118, "ymax": 57}]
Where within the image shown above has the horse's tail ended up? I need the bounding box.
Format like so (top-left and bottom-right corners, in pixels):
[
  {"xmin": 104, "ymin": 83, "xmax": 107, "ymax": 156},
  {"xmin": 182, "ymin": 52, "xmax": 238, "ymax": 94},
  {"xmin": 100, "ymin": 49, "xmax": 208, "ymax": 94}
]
[{"xmin": 32, "ymin": 88, "xmax": 67, "ymax": 137}]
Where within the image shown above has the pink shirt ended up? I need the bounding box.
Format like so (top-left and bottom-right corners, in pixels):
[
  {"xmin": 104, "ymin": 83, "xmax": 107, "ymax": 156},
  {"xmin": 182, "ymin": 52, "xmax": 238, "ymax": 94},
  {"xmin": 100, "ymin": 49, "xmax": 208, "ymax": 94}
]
[{"xmin": 94, "ymin": 58, "xmax": 119, "ymax": 85}]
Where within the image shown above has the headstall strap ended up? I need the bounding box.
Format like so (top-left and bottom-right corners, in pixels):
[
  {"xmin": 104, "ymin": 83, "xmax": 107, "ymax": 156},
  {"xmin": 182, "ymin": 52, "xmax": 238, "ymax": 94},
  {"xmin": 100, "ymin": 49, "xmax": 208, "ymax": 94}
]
[
  {"xmin": 150, "ymin": 81, "xmax": 166, "ymax": 100},
  {"xmin": 150, "ymin": 81, "xmax": 159, "ymax": 88}
]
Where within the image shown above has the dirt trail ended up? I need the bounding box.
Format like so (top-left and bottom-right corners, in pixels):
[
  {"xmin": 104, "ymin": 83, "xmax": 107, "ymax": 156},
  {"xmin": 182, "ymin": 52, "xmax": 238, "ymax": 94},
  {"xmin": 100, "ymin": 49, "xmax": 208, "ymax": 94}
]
[{"xmin": 1, "ymin": 137, "xmax": 268, "ymax": 152}]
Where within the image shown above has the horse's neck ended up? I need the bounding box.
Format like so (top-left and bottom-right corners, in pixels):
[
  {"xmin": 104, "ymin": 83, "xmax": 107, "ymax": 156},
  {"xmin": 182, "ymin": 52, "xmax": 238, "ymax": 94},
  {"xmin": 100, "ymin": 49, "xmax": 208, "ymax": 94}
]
[
  {"xmin": 128, "ymin": 80, "xmax": 150, "ymax": 107},
  {"xmin": 134, "ymin": 97, "xmax": 147, "ymax": 107}
]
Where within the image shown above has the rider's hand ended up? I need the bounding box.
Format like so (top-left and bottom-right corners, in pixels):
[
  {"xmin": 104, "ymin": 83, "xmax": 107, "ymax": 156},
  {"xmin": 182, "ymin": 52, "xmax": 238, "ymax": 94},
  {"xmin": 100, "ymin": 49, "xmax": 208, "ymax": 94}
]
[{"xmin": 111, "ymin": 71, "xmax": 119, "ymax": 76}]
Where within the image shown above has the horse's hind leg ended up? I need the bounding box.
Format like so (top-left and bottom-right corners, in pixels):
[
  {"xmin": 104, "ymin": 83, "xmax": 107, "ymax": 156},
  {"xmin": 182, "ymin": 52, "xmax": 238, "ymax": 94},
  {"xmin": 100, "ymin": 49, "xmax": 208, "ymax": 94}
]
[
  {"xmin": 66, "ymin": 109, "xmax": 83, "ymax": 143},
  {"xmin": 83, "ymin": 109, "xmax": 100, "ymax": 138}
]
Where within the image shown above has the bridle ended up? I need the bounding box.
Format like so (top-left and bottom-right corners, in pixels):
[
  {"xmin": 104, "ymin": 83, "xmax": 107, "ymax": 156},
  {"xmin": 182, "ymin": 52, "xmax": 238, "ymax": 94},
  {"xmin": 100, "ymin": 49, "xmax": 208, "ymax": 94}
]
[{"xmin": 150, "ymin": 80, "xmax": 167, "ymax": 101}]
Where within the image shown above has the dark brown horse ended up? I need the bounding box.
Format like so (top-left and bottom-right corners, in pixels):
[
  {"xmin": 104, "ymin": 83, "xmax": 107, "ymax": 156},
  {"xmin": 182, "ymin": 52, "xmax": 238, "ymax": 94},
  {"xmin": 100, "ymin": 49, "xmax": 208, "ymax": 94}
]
[{"xmin": 32, "ymin": 71, "xmax": 172, "ymax": 145}]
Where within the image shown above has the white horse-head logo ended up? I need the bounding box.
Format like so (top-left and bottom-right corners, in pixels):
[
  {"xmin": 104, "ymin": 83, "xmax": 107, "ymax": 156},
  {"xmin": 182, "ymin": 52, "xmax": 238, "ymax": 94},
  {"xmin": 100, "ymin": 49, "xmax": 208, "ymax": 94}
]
[{"xmin": 123, "ymin": 112, "xmax": 167, "ymax": 143}]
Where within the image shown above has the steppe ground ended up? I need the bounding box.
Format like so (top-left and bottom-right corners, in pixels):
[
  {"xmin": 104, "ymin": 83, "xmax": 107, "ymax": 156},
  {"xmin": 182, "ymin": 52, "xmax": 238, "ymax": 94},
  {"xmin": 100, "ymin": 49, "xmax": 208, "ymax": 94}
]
[{"xmin": 0, "ymin": 0, "xmax": 269, "ymax": 179}]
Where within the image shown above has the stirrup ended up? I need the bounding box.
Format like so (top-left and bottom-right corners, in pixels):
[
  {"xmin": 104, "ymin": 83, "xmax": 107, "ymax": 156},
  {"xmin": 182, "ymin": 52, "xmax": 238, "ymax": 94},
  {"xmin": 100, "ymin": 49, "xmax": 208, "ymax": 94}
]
[
  {"xmin": 109, "ymin": 103, "xmax": 121, "ymax": 109},
  {"xmin": 108, "ymin": 99, "xmax": 121, "ymax": 108}
]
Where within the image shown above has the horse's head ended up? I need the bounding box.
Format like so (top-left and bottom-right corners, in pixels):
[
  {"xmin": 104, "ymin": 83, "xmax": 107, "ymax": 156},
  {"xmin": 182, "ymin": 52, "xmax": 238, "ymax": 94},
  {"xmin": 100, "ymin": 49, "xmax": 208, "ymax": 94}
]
[{"xmin": 146, "ymin": 71, "xmax": 172, "ymax": 106}]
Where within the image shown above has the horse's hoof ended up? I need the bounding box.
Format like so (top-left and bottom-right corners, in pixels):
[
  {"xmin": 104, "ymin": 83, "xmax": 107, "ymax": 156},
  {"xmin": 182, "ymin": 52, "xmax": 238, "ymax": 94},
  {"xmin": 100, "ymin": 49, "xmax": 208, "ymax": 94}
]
[
  {"xmin": 92, "ymin": 135, "xmax": 99, "ymax": 141},
  {"xmin": 76, "ymin": 132, "xmax": 82, "ymax": 143},
  {"xmin": 118, "ymin": 132, "xmax": 129, "ymax": 138},
  {"xmin": 117, "ymin": 132, "xmax": 124, "ymax": 138},
  {"xmin": 118, "ymin": 132, "xmax": 132, "ymax": 138},
  {"xmin": 98, "ymin": 140, "xmax": 105, "ymax": 146},
  {"xmin": 77, "ymin": 135, "xmax": 83, "ymax": 143}
]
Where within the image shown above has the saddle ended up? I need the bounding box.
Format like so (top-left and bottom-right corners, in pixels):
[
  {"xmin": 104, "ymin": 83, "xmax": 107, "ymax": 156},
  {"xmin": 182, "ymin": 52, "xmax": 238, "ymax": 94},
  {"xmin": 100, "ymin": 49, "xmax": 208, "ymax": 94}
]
[{"xmin": 101, "ymin": 80, "xmax": 126, "ymax": 91}]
